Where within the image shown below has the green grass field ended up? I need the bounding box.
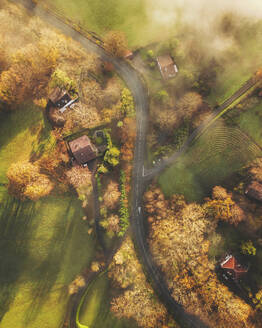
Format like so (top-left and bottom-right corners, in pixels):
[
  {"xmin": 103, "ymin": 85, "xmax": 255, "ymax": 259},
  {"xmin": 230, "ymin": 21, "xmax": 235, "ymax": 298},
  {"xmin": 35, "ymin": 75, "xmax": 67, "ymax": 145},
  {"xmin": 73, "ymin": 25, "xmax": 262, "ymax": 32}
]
[
  {"xmin": 227, "ymin": 101, "xmax": 262, "ymax": 147},
  {"xmin": 79, "ymin": 273, "xmax": 138, "ymax": 328},
  {"xmin": 0, "ymin": 104, "xmax": 43, "ymax": 183},
  {"xmin": 159, "ymin": 119, "xmax": 262, "ymax": 201},
  {"xmin": 44, "ymin": 0, "xmax": 154, "ymax": 48},
  {"xmin": 0, "ymin": 106, "xmax": 96, "ymax": 327},
  {"xmin": 207, "ymin": 64, "xmax": 251, "ymax": 106}
]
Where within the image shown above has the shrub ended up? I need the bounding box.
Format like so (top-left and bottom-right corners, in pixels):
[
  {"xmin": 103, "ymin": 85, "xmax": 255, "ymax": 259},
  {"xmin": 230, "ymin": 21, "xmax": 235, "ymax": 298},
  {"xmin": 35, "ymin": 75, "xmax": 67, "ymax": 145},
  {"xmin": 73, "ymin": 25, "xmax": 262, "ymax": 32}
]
[
  {"xmin": 241, "ymin": 240, "xmax": 256, "ymax": 256},
  {"xmin": 154, "ymin": 90, "xmax": 169, "ymax": 104},
  {"xmin": 104, "ymin": 147, "xmax": 120, "ymax": 166},
  {"xmin": 121, "ymin": 88, "xmax": 135, "ymax": 118},
  {"xmin": 50, "ymin": 69, "xmax": 78, "ymax": 97},
  {"xmin": 118, "ymin": 170, "xmax": 129, "ymax": 236}
]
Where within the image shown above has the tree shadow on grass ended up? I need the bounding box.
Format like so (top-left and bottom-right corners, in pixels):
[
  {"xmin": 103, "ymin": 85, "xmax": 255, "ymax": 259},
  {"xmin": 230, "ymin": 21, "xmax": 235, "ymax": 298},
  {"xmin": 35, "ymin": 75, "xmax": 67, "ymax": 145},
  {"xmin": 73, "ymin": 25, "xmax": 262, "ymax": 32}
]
[
  {"xmin": 0, "ymin": 196, "xmax": 36, "ymax": 321},
  {"xmin": 0, "ymin": 104, "xmax": 42, "ymax": 150},
  {"xmin": 23, "ymin": 198, "xmax": 80, "ymax": 325}
]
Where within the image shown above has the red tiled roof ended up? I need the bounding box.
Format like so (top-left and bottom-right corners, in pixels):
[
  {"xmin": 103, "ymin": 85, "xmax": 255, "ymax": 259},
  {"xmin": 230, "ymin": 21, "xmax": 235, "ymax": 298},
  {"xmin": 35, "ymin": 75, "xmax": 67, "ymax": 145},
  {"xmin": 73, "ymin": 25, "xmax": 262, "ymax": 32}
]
[{"xmin": 220, "ymin": 255, "xmax": 248, "ymax": 279}]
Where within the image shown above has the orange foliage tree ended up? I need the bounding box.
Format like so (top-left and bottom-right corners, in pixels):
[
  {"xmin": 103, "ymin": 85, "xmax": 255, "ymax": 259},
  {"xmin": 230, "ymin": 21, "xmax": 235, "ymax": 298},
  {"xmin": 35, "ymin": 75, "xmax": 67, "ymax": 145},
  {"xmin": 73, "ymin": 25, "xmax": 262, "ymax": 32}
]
[
  {"xmin": 104, "ymin": 31, "xmax": 128, "ymax": 57},
  {"xmin": 205, "ymin": 185, "xmax": 245, "ymax": 225},
  {"xmin": 146, "ymin": 185, "xmax": 255, "ymax": 328},
  {"xmin": 0, "ymin": 42, "xmax": 57, "ymax": 106}
]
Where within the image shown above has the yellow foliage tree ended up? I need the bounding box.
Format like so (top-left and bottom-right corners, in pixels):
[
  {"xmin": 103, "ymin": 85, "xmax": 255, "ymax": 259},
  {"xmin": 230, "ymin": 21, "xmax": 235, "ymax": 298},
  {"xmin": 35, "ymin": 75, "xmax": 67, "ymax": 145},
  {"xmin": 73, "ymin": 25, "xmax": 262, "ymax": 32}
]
[
  {"xmin": 7, "ymin": 161, "xmax": 54, "ymax": 201},
  {"xmin": 0, "ymin": 42, "xmax": 57, "ymax": 106},
  {"xmin": 104, "ymin": 31, "xmax": 128, "ymax": 57}
]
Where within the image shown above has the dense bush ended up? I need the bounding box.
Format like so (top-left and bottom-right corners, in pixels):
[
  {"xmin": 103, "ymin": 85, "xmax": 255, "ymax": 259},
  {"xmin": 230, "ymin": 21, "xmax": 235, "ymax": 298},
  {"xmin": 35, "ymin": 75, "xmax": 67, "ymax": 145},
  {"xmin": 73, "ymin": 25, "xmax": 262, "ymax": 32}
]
[{"xmin": 118, "ymin": 170, "xmax": 129, "ymax": 236}]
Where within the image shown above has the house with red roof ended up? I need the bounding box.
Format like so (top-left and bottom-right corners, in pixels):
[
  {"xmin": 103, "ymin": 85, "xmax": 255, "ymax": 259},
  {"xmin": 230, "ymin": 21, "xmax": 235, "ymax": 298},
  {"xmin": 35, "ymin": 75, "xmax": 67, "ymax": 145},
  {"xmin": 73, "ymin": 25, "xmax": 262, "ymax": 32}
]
[{"xmin": 220, "ymin": 254, "xmax": 249, "ymax": 280}]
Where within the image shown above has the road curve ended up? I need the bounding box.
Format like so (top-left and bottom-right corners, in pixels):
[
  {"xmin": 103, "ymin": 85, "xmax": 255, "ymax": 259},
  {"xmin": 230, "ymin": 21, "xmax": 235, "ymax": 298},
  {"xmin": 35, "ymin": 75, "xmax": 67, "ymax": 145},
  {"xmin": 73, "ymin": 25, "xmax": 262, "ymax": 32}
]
[{"xmin": 12, "ymin": 1, "xmax": 208, "ymax": 327}]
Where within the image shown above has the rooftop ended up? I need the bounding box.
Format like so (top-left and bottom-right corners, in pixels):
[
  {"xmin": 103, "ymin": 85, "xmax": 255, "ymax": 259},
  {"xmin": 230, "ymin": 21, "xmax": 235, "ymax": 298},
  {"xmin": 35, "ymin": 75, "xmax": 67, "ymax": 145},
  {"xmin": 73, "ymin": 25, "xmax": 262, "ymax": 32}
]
[
  {"xmin": 220, "ymin": 254, "xmax": 248, "ymax": 280},
  {"xmin": 69, "ymin": 135, "xmax": 97, "ymax": 165},
  {"xmin": 157, "ymin": 54, "xmax": 178, "ymax": 80}
]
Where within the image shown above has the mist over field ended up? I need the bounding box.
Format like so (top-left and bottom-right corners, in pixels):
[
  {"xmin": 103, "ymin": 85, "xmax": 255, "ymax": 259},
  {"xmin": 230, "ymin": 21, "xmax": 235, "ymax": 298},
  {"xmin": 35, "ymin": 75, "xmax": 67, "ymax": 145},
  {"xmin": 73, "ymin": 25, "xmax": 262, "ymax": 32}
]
[
  {"xmin": 146, "ymin": 0, "xmax": 262, "ymax": 26},
  {"xmin": 145, "ymin": 0, "xmax": 262, "ymax": 49}
]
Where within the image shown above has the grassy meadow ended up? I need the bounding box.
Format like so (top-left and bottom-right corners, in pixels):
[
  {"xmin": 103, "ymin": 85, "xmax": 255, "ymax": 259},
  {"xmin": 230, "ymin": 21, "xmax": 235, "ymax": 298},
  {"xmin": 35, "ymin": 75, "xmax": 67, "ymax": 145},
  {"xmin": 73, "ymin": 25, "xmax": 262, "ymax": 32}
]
[
  {"xmin": 0, "ymin": 106, "xmax": 95, "ymax": 327},
  {"xmin": 44, "ymin": 0, "xmax": 153, "ymax": 48}
]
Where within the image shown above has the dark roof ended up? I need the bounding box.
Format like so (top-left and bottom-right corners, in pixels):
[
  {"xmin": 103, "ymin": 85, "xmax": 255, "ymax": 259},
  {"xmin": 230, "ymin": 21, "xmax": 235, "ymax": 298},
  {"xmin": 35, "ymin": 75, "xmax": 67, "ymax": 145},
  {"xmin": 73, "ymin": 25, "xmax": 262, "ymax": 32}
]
[
  {"xmin": 49, "ymin": 87, "xmax": 72, "ymax": 109},
  {"xmin": 69, "ymin": 135, "xmax": 97, "ymax": 165},
  {"xmin": 157, "ymin": 54, "xmax": 178, "ymax": 80},
  {"xmin": 220, "ymin": 254, "xmax": 248, "ymax": 279},
  {"xmin": 49, "ymin": 87, "xmax": 66, "ymax": 104}
]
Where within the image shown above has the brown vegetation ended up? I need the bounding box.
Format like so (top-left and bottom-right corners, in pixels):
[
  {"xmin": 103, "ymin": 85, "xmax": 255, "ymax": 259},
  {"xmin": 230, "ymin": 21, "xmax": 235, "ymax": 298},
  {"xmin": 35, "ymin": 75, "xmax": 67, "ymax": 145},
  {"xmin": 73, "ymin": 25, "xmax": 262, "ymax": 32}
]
[
  {"xmin": 103, "ymin": 180, "xmax": 120, "ymax": 210},
  {"xmin": 108, "ymin": 237, "xmax": 169, "ymax": 328},
  {"xmin": 104, "ymin": 31, "xmax": 128, "ymax": 57},
  {"xmin": 66, "ymin": 166, "xmax": 92, "ymax": 202},
  {"xmin": 205, "ymin": 186, "xmax": 245, "ymax": 225},
  {"xmin": 146, "ymin": 185, "xmax": 256, "ymax": 328}
]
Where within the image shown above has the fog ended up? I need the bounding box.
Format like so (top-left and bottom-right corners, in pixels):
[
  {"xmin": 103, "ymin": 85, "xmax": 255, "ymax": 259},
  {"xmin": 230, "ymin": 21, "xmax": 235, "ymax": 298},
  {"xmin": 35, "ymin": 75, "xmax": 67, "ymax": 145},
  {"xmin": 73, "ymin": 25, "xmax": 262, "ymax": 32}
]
[
  {"xmin": 144, "ymin": 0, "xmax": 262, "ymax": 60},
  {"xmin": 146, "ymin": 0, "xmax": 262, "ymax": 28}
]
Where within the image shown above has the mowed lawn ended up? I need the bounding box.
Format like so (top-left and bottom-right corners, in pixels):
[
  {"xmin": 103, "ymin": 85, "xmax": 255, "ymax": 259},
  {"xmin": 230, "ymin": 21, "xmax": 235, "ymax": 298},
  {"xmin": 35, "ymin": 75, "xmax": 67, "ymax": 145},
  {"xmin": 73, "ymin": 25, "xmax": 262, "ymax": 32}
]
[
  {"xmin": 0, "ymin": 106, "xmax": 96, "ymax": 327},
  {"xmin": 43, "ymin": 0, "xmax": 159, "ymax": 48}
]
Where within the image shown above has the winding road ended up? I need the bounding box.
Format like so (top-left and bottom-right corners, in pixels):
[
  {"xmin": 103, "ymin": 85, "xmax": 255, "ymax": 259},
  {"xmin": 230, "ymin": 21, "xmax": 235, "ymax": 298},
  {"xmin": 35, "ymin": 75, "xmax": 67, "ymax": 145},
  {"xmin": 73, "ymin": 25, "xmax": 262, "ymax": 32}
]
[{"xmin": 10, "ymin": 1, "xmax": 260, "ymax": 328}]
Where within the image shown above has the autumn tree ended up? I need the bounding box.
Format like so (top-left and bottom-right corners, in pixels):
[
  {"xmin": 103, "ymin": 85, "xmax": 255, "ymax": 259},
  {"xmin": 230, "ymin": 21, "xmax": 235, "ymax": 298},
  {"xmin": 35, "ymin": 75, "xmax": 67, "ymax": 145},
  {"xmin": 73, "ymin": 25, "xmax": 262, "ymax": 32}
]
[
  {"xmin": 108, "ymin": 237, "xmax": 168, "ymax": 328},
  {"xmin": 0, "ymin": 42, "xmax": 8, "ymax": 72},
  {"xmin": 49, "ymin": 68, "xmax": 78, "ymax": 96},
  {"xmin": 177, "ymin": 92, "xmax": 203, "ymax": 119},
  {"xmin": 146, "ymin": 185, "xmax": 255, "ymax": 328},
  {"xmin": 104, "ymin": 31, "xmax": 128, "ymax": 57},
  {"xmin": 120, "ymin": 88, "xmax": 135, "ymax": 117},
  {"xmin": 68, "ymin": 275, "xmax": 85, "ymax": 295},
  {"xmin": 153, "ymin": 108, "xmax": 180, "ymax": 135},
  {"xmin": 0, "ymin": 42, "xmax": 57, "ymax": 106},
  {"xmin": 66, "ymin": 166, "xmax": 92, "ymax": 200},
  {"xmin": 119, "ymin": 117, "xmax": 136, "ymax": 171},
  {"xmin": 205, "ymin": 185, "xmax": 245, "ymax": 225},
  {"xmin": 7, "ymin": 161, "xmax": 54, "ymax": 201},
  {"xmin": 248, "ymin": 158, "xmax": 262, "ymax": 182},
  {"xmin": 154, "ymin": 90, "xmax": 169, "ymax": 105},
  {"xmin": 104, "ymin": 147, "xmax": 120, "ymax": 167},
  {"xmin": 100, "ymin": 214, "xmax": 120, "ymax": 237},
  {"xmin": 103, "ymin": 180, "xmax": 120, "ymax": 209}
]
